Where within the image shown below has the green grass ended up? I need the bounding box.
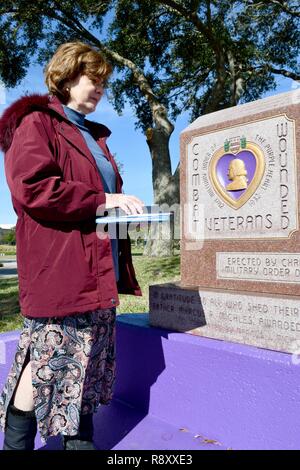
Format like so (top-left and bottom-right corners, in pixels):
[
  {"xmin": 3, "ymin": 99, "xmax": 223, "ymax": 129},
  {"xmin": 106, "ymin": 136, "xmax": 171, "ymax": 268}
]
[
  {"xmin": 0, "ymin": 250, "xmax": 180, "ymax": 332},
  {"xmin": 0, "ymin": 244, "xmax": 16, "ymax": 255},
  {"xmin": 118, "ymin": 249, "xmax": 180, "ymax": 313},
  {"xmin": 0, "ymin": 278, "xmax": 23, "ymax": 332}
]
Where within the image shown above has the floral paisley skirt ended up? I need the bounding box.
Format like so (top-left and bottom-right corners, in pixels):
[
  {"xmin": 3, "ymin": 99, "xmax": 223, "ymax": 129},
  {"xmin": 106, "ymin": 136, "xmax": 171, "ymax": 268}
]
[{"xmin": 0, "ymin": 307, "xmax": 116, "ymax": 444}]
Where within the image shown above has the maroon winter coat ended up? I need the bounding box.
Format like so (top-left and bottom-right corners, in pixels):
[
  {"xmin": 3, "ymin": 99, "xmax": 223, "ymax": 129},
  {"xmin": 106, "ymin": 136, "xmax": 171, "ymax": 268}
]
[{"xmin": 0, "ymin": 93, "xmax": 142, "ymax": 318}]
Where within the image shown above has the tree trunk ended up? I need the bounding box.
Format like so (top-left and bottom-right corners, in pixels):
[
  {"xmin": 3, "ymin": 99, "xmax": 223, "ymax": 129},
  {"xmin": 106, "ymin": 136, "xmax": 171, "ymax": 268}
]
[{"xmin": 143, "ymin": 126, "xmax": 180, "ymax": 257}]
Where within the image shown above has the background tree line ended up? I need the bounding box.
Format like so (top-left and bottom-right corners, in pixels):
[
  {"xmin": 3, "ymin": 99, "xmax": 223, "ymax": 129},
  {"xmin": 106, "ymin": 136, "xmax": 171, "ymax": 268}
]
[{"xmin": 0, "ymin": 227, "xmax": 16, "ymax": 245}]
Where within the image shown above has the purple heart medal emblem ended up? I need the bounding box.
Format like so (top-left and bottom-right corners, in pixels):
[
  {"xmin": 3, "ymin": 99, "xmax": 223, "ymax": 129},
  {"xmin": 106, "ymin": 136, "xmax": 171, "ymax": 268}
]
[{"xmin": 209, "ymin": 138, "xmax": 265, "ymax": 209}]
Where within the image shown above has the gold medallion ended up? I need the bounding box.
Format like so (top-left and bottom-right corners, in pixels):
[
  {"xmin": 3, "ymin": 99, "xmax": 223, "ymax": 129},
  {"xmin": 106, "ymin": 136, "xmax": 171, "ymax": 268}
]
[{"xmin": 209, "ymin": 138, "xmax": 265, "ymax": 209}]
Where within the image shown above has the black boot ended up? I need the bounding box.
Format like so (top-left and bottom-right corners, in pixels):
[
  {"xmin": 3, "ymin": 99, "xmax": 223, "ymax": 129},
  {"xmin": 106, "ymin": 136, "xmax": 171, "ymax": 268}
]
[
  {"xmin": 62, "ymin": 413, "xmax": 97, "ymax": 450},
  {"xmin": 3, "ymin": 404, "xmax": 37, "ymax": 450}
]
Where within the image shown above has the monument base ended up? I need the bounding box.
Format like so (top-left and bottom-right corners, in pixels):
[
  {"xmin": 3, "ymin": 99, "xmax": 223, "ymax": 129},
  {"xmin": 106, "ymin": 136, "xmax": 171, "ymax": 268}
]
[{"xmin": 149, "ymin": 282, "xmax": 300, "ymax": 354}]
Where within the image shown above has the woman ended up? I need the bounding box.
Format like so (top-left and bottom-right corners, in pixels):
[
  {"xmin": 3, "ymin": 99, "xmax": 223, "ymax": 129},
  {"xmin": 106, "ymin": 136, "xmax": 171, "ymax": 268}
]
[{"xmin": 0, "ymin": 41, "xmax": 144, "ymax": 450}]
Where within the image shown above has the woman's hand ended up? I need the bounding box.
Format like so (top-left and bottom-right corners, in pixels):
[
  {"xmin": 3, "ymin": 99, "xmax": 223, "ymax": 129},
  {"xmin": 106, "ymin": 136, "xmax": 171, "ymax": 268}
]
[{"xmin": 105, "ymin": 193, "xmax": 145, "ymax": 215}]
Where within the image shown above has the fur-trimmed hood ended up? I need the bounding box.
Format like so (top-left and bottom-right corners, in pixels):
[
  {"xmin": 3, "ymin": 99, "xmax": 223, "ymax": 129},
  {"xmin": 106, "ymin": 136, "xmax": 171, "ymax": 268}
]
[
  {"xmin": 0, "ymin": 94, "xmax": 52, "ymax": 153},
  {"xmin": 0, "ymin": 93, "xmax": 111, "ymax": 153}
]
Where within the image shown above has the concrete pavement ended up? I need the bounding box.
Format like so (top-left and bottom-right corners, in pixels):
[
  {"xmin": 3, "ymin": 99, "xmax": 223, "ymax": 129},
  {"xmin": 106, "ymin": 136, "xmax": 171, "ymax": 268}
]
[{"xmin": 0, "ymin": 256, "xmax": 17, "ymax": 279}]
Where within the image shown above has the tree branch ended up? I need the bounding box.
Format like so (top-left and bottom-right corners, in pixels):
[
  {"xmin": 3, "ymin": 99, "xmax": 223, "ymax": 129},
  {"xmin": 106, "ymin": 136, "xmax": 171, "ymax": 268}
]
[
  {"xmin": 206, "ymin": 0, "xmax": 212, "ymax": 28},
  {"xmin": 269, "ymin": 66, "xmax": 300, "ymax": 81},
  {"xmin": 246, "ymin": 64, "xmax": 300, "ymax": 81},
  {"xmin": 154, "ymin": 0, "xmax": 219, "ymax": 53},
  {"xmin": 162, "ymin": 66, "xmax": 212, "ymax": 102},
  {"xmin": 246, "ymin": 0, "xmax": 300, "ymax": 18}
]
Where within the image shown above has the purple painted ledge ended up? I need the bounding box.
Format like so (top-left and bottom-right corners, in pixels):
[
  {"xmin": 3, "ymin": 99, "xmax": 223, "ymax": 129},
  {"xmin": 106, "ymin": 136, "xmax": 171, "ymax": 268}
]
[{"xmin": 0, "ymin": 313, "xmax": 299, "ymax": 450}]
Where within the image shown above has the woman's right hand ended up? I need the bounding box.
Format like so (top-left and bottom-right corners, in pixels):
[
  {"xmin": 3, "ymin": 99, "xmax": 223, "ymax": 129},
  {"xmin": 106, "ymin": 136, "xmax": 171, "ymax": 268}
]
[{"xmin": 105, "ymin": 193, "xmax": 145, "ymax": 215}]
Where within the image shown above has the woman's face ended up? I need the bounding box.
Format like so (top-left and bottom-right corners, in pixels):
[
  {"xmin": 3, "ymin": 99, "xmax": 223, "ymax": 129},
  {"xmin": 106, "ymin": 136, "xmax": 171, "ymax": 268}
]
[{"xmin": 65, "ymin": 74, "xmax": 104, "ymax": 115}]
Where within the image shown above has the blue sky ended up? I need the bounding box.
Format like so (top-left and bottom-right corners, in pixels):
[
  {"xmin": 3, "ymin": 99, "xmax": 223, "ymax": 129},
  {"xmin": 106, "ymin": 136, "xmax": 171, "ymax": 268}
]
[{"xmin": 0, "ymin": 65, "xmax": 298, "ymax": 227}]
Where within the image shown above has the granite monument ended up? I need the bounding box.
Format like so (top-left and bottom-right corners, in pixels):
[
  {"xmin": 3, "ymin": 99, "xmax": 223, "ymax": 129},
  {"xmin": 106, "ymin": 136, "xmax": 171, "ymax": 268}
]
[{"xmin": 149, "ymin": 89, "xmax": 300, "ymax": 354}]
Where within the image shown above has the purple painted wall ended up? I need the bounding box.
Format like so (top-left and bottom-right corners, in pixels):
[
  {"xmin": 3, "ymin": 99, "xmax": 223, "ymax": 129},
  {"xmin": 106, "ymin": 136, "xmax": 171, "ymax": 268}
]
[
  {"xmin": 115, "ymin": 315, "xmax": 300, "ymax": 450},
  {"xmin": 0, "ymin": 314, "xmax": 300, "ymax": 450}
]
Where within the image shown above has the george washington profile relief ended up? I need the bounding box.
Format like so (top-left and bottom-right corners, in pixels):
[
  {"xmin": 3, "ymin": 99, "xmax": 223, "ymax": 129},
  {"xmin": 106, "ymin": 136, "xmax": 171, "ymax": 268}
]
[{"xmin": 226, "ymin": 158, "xmax": 248, "ymax": 191}]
